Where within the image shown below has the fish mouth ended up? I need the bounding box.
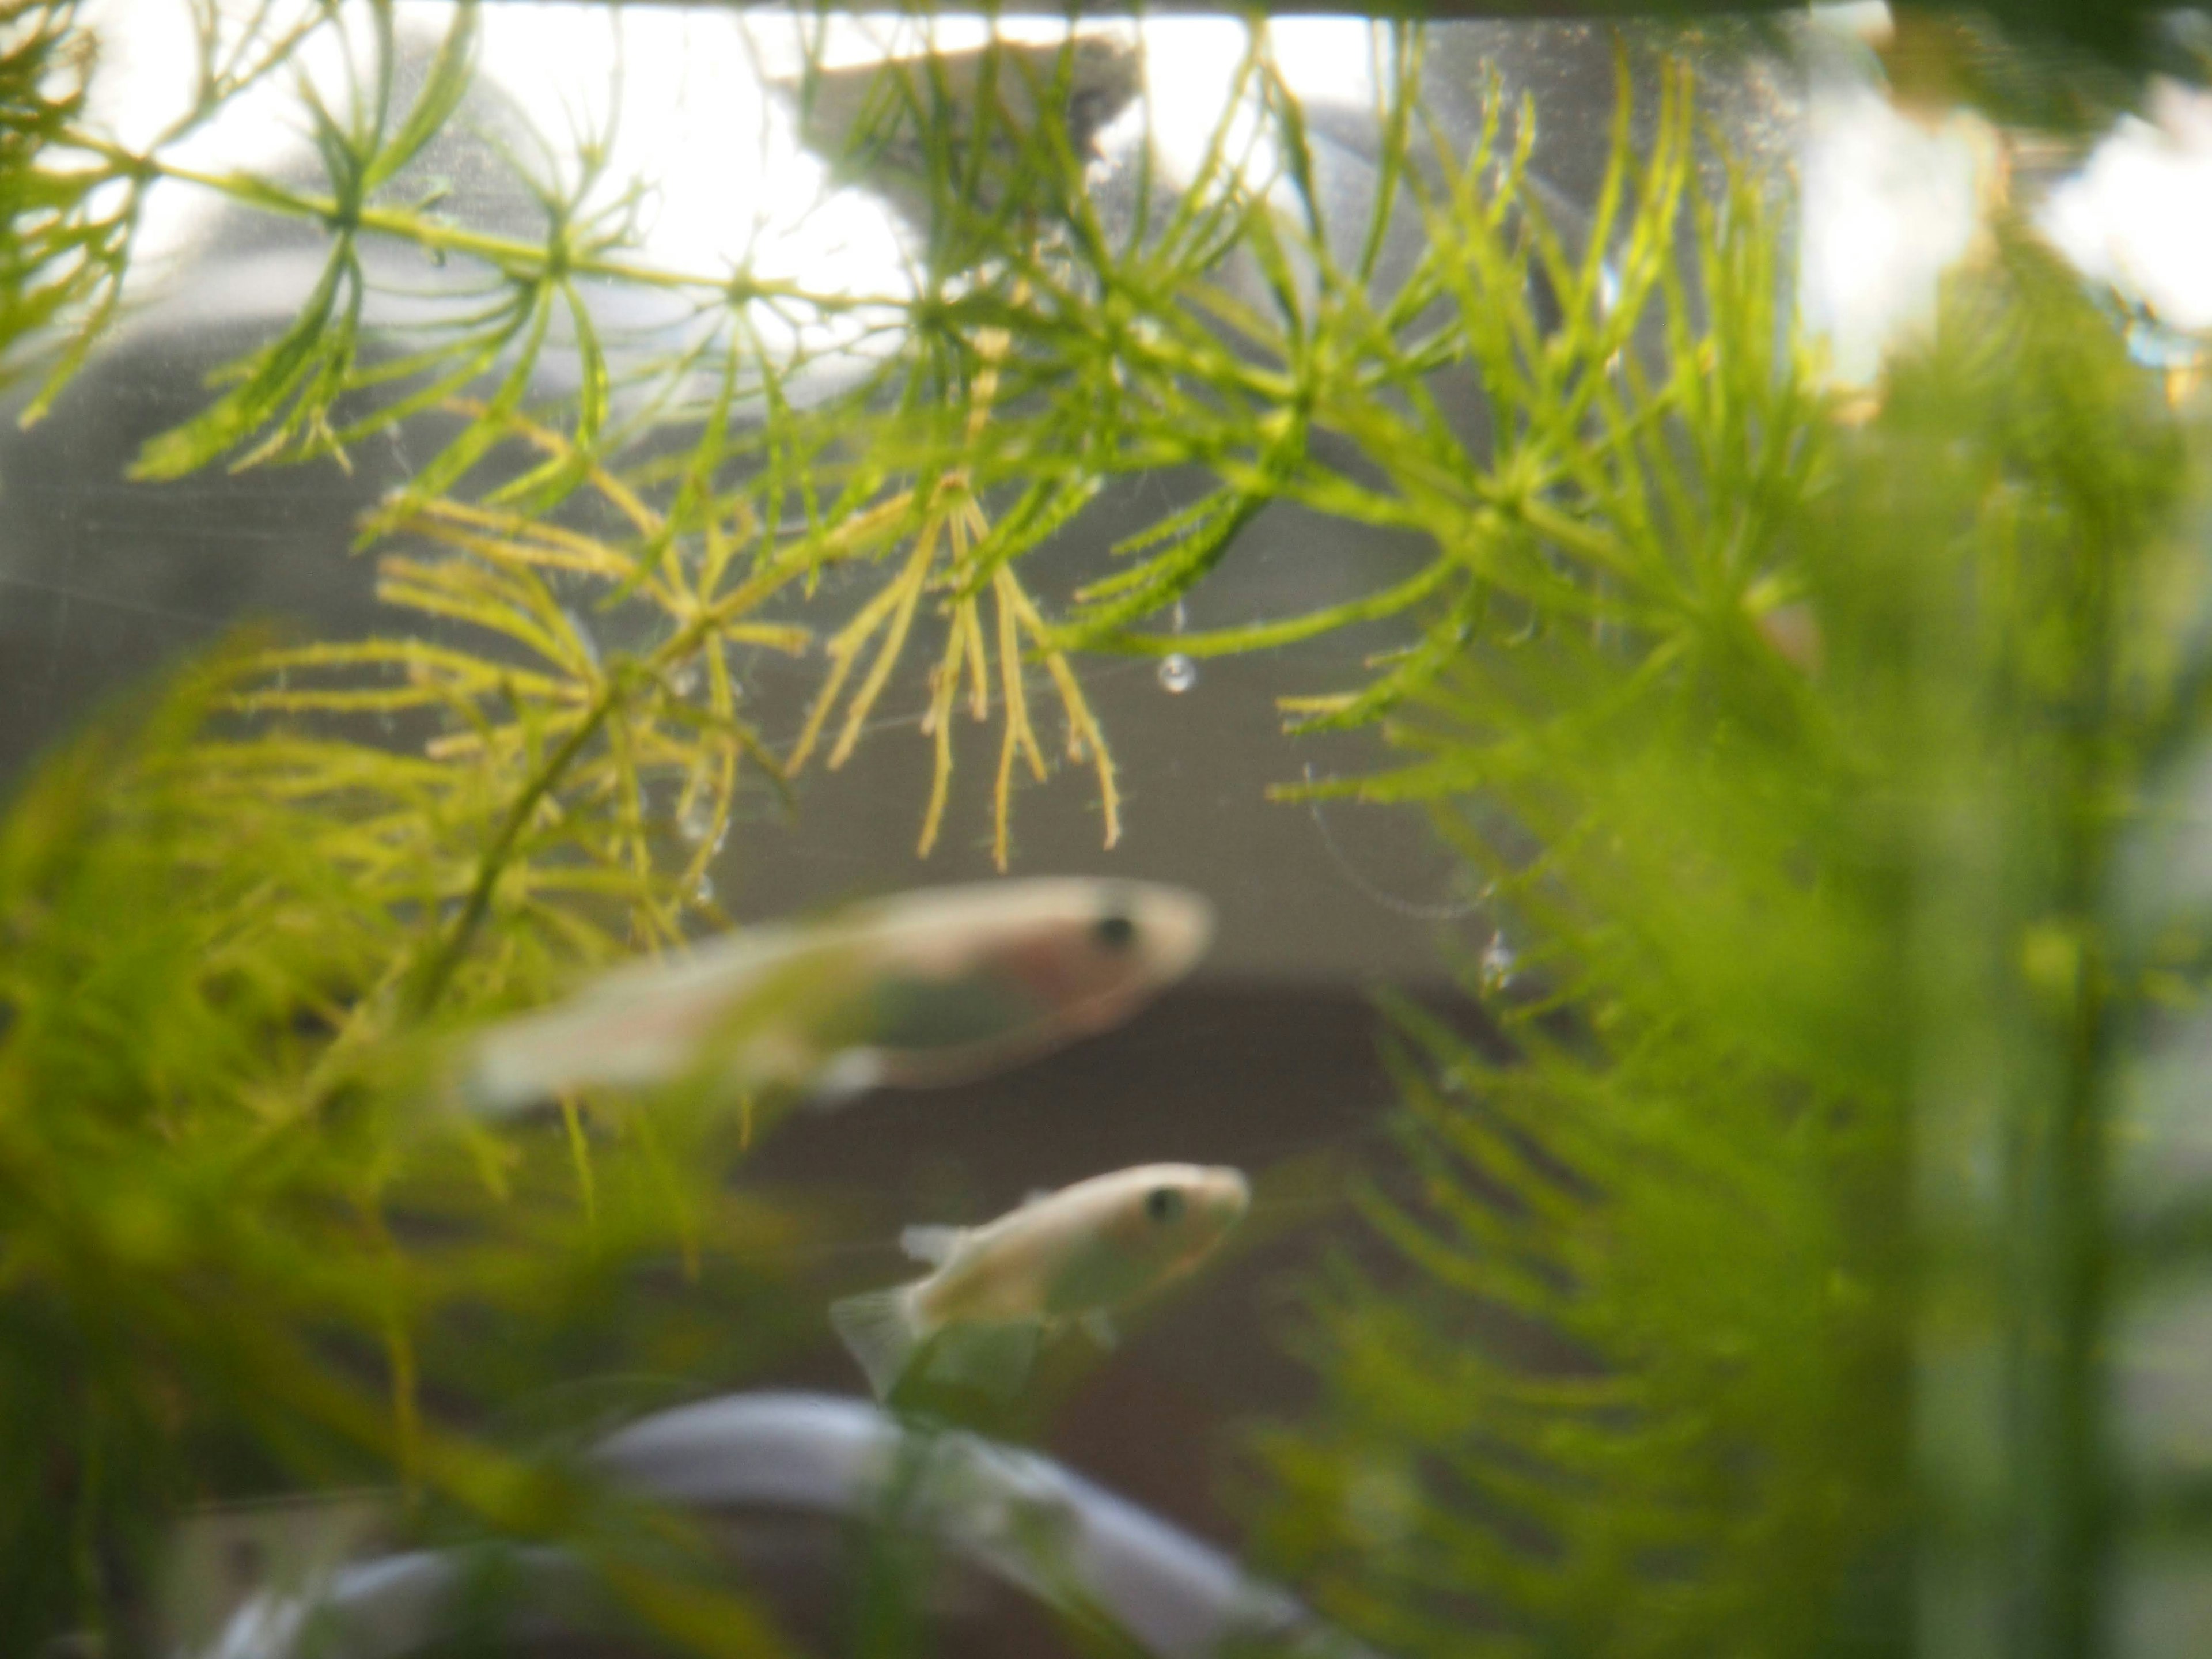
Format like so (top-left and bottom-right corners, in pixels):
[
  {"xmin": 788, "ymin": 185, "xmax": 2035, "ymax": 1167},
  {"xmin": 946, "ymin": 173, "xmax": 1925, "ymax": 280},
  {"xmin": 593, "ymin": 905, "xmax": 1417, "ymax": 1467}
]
[
  {"xmin": 1206, "ymin": 1167, "xmax": 1252, "ymax": 1223},
  {"xmin": 1131, "ymin": 885, "xmax": 1215, "ymax": 985},
  {"xmin": 1063, "ymin": 887, "xmax": 1215, "ymax": 1035}
]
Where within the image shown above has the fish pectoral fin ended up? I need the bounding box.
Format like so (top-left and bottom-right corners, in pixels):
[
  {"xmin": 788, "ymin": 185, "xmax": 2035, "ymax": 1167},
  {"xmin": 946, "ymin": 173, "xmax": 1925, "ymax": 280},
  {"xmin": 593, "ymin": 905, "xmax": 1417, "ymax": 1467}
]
[
  {"xmin": 1078, "ymin": 1310, "xmax": 1119, "ymax": 1350},
  {"xmin": 899, "ymin": 1225, "xmax": 965, "ymax": 1267},
  {"xmin": 922, "ymin": 1321, "xmax": 1042, "ymax": 1398},
  {"xmin": 828, "ymin": 1285, "xmax": 926, "ymax": 1400}
]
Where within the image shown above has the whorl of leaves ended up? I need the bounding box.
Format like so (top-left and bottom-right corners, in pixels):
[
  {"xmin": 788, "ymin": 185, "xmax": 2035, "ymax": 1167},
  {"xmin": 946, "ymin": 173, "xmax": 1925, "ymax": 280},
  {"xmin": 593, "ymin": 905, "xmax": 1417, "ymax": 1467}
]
[{"xmin": 8, "ymin": 3, "xmax": 2210, "ymax": 1655}]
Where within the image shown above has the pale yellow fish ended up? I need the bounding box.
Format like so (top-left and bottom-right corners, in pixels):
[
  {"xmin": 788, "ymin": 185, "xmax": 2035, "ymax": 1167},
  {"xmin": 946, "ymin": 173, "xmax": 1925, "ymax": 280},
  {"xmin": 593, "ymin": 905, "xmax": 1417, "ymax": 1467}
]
[
  {"xmin": 464, "ymin": 879, "xmax": 1213, "ymax": 1118},
  {"xmin": 831, "ymin": 1162, "xmax": 1252, "ymax": 1399}
]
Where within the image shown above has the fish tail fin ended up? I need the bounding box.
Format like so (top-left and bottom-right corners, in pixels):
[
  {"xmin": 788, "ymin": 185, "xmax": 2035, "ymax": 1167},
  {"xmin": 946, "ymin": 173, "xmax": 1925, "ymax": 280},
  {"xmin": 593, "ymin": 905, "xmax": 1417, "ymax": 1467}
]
[{"xmin": 830, "ymin": 1285, "xmax": 928, "ymax": 1399}]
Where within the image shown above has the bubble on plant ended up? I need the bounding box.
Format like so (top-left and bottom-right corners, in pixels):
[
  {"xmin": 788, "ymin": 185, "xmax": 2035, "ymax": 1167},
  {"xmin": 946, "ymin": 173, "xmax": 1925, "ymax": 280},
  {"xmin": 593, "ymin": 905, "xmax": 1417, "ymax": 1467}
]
[
  {"xmin": 679, "ymin": 798, "xmax": 718, "ymax": 846},
  {"xmin": 1480, "ymin": 931, "xmax": 1516, "ymax": 992},
  {"xmin": 1158, "ymin": 653, "xmax": 1198, "ymax": 694}
]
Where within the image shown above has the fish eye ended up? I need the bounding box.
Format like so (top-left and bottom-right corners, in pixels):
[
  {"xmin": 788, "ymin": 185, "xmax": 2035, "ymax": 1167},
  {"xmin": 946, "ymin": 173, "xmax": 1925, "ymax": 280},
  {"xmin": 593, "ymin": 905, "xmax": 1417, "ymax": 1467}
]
[
  {"xmin": 1093, "ymin": 911, "xmax": 1137, "ymax": 951},
  {"xmin": 1143, "ymin": 1187, "xmax": 1185, "ymax": 1224}
]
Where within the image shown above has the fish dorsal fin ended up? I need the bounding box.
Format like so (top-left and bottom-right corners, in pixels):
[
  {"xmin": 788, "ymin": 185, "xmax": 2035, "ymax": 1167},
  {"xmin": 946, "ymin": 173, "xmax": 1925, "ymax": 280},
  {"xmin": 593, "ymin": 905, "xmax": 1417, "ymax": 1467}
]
[{"xmin": 900, "ymin": 1224, "xmax": 965, "ymax": 1266}]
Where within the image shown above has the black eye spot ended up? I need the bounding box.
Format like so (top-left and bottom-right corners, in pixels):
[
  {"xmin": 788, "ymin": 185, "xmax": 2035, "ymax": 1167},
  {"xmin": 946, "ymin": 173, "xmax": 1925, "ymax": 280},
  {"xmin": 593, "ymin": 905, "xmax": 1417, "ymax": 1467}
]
[
  {"xmin": 1144, "ymin": 1187, "xmax": 1184, "ymax": 1224},
  {"xmin": 1093, "ymin": 911, "xmax": 1137, "ymax": 951}
]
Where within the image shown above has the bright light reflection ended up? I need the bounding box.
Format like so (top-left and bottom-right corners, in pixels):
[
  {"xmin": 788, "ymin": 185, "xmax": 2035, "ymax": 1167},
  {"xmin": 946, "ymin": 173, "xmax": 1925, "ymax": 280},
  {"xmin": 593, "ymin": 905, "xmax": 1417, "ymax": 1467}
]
[
  {"xmin": 1799, "ymin": 79, "xmax": 1987, "ymax": 387},
  {"xmin": 78, "ymin": 0, "xmax": 361, "ymax": 270},
  {"xmin": 1136, "ymin": 16, "xmax": 1381, "ymax": 213},
  {"xmin": 471, "ymin": 6, "xmax": 904, "ymax": 302},
  {"xmin": 77, "ymin": 0, "xmax": 2210, "ymax": 406},
  {"xmin": 70, "ymin": 1, "xmax": 1387, "ymax": 336},
  {"xmin": 2040, "ymin": 80, "xmax": 2212, "ymax": 336}
]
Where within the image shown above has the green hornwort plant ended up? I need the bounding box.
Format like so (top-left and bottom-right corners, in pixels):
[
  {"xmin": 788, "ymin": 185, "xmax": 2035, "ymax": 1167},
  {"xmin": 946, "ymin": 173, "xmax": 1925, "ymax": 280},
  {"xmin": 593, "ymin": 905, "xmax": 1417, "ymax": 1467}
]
[
  {"xmin": 4, "ymin": 1, "xmax": 2206, "ymax": 1654},
  {"xmin": 1247, "ymin": 113, "xmax": 2211, "ymax": 1659}
]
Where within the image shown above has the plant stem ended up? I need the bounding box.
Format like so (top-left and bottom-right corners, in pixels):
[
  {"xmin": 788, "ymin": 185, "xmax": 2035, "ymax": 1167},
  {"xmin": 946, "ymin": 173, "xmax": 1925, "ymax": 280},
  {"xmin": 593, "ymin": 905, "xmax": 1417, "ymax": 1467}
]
[
  {"xmin": 405, "ymin": 680, "xmax": 624, "ymax": 1016},
  {"xmin": 56, "ymin": 130, "xmax": 896, "ymax": 310}
]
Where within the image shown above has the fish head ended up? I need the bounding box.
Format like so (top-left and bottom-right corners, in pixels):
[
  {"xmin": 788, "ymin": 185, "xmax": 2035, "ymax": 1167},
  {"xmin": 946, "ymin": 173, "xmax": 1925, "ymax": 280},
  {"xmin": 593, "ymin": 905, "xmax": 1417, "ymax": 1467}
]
[
  {"xmin": 1094, "ymin": 1162, "xmax": 1251, "ymax": 1285},
  {"xmin": 851, "ymin": 879, "xmax": 1214, "ymax": 1088},
  {"xmin": 981, "ymin": 878, "xmax": 1214, "ymax": 1036}
]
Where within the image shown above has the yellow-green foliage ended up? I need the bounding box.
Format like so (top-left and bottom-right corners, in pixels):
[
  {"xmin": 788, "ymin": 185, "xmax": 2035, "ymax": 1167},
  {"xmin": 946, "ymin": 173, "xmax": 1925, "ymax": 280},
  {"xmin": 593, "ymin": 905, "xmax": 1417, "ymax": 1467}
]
[
  {"xmin": 1250, "ymin": 158, "xmax": 2199, "ymax": 1659},
  {"xmin": 5, "ymin": 3, "xmax": 2206, "ymax": 1655},
  {"xmin": 0, "ymin": 658, "xmax": 817, "ymax": 1652}
]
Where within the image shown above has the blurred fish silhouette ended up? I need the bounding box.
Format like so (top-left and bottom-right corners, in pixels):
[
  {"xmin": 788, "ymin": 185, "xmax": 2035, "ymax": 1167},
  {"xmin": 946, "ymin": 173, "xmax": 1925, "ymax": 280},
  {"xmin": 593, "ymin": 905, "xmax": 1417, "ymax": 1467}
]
[
  {"xmin": 831, "ymin": 1162, "xmax": 1250, "ymax": 1399},
  {"xmin": 463, "ymin": 878, "xmax": 1211, "ymax": 1117},
  {"xmin": 209, "ymin": 1391, "xmax": 1374, "ymax": 1659},
  {"xmin": 771, "ymin": 33, "xmax": 1143, "ymax": 240}
]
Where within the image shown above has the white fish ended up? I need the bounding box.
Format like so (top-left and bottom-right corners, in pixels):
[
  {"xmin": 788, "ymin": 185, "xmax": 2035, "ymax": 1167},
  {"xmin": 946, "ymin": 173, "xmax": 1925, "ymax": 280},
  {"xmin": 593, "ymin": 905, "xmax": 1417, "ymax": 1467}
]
[
  {"xmin": 830, "ymin": 1162, "xmax": 1251, "ymax": 1399},
  {"xmin": 464, "ymin": 878, "xmax": 1212, "ymax": 1117}
]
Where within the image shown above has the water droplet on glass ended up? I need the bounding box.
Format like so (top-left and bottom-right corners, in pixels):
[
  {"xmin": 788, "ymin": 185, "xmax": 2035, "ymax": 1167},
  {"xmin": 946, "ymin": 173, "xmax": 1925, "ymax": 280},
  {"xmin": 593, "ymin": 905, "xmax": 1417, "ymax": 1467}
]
[
  {"xmin": 678, "ymin": 798, "xmax": 718, "ymax": 847},
  {"xmin": 1157, "ymin": 653, "xmax": 1198, "ymax": 694},
  {"xmin": 1479, "ymin": 930, "xmax": 1516, "ymax": 993}
]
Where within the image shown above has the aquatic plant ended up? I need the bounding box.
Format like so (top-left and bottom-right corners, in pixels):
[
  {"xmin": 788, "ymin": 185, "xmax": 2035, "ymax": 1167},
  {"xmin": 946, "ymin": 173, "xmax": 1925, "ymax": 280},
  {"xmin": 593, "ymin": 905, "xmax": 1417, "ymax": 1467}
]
[
  {"xmin": 1245, "ymin": 99, "xmax": 2209, "ymax": 1659},
  {"xmin": 5, "ymin": 1, "xmax": 2209, "ymax": 1655}
]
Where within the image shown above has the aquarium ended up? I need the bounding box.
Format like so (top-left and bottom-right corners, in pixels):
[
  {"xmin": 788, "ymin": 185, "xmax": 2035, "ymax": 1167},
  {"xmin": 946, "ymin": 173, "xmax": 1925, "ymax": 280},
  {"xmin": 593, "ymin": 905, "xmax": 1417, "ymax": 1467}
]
[{"xmin": 3, "ymin": 2, "xmax": 2212, "ymax": 1656}]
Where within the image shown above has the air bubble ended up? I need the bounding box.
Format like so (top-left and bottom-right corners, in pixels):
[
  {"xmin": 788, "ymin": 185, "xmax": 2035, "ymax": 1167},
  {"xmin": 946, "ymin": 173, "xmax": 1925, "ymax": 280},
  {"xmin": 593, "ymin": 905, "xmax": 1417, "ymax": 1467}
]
[
  {"xmin": 1479, "ymin": 931, "xmax": 1516, "ymax": 993},
  {"xmin": 694, "ymin": 874, "xmax": 715, "ymax": 904},
  {"xmin": 1597, "ymin": 257, "xmax": 1622, "ymax": 317},
  {"xmin": 679, "ymin": 798, "xmax": 716, "ymax": 846},
  {"xmin": 1157, "ymin": 653, "xmax": 1198, "ymax": 694},
  {"xmin": 667, "ymin": 659, "xmax": 702, "ymax": 699}
]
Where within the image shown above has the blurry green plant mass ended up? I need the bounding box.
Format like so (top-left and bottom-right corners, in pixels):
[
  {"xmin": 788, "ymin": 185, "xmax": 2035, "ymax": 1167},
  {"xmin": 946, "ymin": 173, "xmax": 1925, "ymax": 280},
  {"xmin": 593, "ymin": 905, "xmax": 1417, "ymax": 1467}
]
[{"xmin": 3, "ymin": 2, "xmax": 2210, "ymax": 1657}]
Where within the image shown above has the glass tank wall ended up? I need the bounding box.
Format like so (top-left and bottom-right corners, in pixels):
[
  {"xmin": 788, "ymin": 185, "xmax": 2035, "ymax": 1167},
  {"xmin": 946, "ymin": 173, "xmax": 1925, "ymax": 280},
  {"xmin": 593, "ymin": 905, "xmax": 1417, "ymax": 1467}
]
[{"xmin": 3, "ymin": 3, "xmax": 2211, "ymax": 1657}]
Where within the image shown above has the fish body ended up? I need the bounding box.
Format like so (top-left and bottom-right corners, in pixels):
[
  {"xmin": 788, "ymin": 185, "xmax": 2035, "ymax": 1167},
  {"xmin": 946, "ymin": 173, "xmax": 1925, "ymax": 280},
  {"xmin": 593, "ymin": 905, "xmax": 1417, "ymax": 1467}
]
[
  {"xmin": 831, "ymin": 1162, "xmax": 1251, "ymax": 1399},
  {"xmin": 464, "ymin": 878, "xmax": 1211, "ymax": 1117}
]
